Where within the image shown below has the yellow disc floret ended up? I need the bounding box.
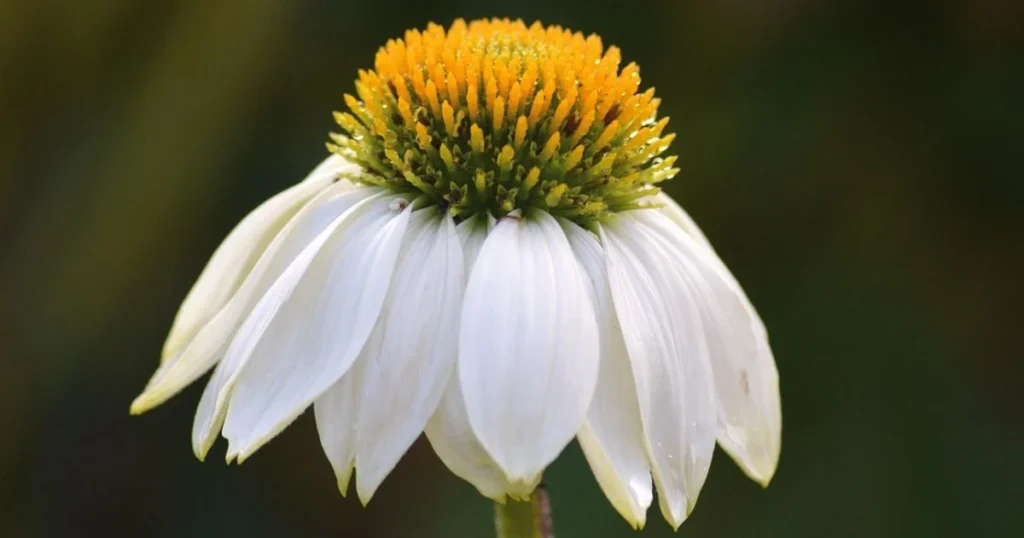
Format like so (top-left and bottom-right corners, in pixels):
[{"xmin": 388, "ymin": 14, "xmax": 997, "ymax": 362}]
[{"xmin": 328, "ymin": 18, "xmax": 678, "ymax": 223}]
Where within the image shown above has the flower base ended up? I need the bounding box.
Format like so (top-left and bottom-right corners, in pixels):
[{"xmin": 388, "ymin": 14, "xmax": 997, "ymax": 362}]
[{"xmin": 494, "ymin": 486, "xmax": 554, "ymax": 538}]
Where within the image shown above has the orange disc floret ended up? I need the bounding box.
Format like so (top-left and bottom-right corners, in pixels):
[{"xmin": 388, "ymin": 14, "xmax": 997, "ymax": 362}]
[{"xmin": 328, "ymin": 18, "xmax": 678, "ymax": 223}]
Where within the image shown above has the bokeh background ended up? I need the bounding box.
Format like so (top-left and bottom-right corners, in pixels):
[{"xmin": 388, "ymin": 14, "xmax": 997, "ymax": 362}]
[{"xmin": 2, "ymin": 0, "xmax": 1022, "ymax": 536}]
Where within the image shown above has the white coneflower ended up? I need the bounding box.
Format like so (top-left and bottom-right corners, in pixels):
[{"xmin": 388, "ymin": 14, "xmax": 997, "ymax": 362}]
[{"xmin": 131, "ymin": 18, "xmax": 781, "ymax": 531}]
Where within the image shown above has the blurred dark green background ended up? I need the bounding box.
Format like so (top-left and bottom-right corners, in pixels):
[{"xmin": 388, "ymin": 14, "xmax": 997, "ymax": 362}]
[{"xmin": 2, "ymin": 0, "xmax": 1022, "ymax": 536}]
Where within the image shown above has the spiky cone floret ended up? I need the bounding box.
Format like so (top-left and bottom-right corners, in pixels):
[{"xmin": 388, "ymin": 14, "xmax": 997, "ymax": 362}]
[
  {"xmin": 131, "ymin": 18, "xmax": 781, "ymax": 532},
  {"xmin": 328, "ymin": 18, "xmax": 679, "ymax": 226}
]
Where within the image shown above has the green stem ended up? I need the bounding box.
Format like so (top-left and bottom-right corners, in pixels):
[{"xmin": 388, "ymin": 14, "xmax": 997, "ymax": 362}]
[{"xmin": 494, "ymin": 485, "xmax": 554, "ymax": 538}]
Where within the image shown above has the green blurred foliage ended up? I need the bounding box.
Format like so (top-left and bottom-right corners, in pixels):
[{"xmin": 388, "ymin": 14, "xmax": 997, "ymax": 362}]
[{"xmin": 1, "ymin": 0, "xmax": 1022, "ymax": 536}]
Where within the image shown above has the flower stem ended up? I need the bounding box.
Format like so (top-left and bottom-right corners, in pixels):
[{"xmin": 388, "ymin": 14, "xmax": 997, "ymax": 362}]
[{"xmin": 494, "ymin": 485, "xmax": 554, "ymax": 538}]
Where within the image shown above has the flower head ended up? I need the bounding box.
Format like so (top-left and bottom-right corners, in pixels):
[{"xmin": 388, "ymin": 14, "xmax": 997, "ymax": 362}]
[
  {"xmin": 131, "ymin": 18, "xmax": 781, "ymax": 530},
  {"xmin": 329, "ymin": 18, "xmax": 676, "ymax": 225}
]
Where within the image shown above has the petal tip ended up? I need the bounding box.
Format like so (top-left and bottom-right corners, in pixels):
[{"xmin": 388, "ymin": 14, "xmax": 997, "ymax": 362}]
[
  {"xmin": 665, "ymin": 510, "xmax": 686, "ymax": 532},
  {"xmin": 334, "ymin": 463, "xmax": 355, "ymax": 498},
  {"xmin": 193, "ymin": 437, "xmax": 214, "ymax": 462},
  {"xmin": 355, "ymin": 472, "xmax": 382, "ymax": 507},
  {"xmin": 657, "ymin": 495, "xmax": 689, "ymax": 531},
  {"xmin": 723, "ymin": 440, "xmax": 780, "ymax": 488},
  {"xmin": 356, "ymin": 489, "xmax": 373, "ymax": 507},
  {"xmin": 128, "ymin": 398, "xmax": 148, "ymax": 416},
  {"xmin": 754, "ymin": 463, "xmax": 779, "ymax": 488},
  {"xmin": 619, "ymin": 506, "xmax": 648, "ymax": 530},
  {"xmin": 129, "ymin": 376, "xmax": 185, "ymax": 415},
  {"xmin": 129, "ymin": 391, "xmax": 164, "ymax": 415}
]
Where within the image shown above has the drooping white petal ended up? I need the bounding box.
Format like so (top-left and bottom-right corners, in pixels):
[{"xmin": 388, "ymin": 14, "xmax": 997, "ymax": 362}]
[
  {"xmin": 600, "ymin": 214, "xmax": 718, "ymax": 529},
  {"xmin": 314, "ymin": 328, "xmax": 377, "ymax": 496},
  {"xmin": 424, "ymin": 213, "xmax": 528, "ymax": 501},
  {"xmin": 160, "ymin": 155, "xmax": 353, "ymax": 364},
  {"xmin": 189, "ymin": 187, "xmax": 380, "ymax": 459},
  {"xmin": 652, "ymin": 192, "xmax": 712, "ymax": 249},
  {"xmin": 459, "ymin": 210, "xmax": 599, "ymax": 483},
  {"xmin": 426, "ymin": 380, "xmax": 533, "ymax": 501},
  {"xmin": 454, "ymin": 212, "xmax": 496, "ymax": 269},
  {"xmin": 222, "ymin": 194, "xmax": 412, "ymax": 461},
  {"xmin": 561, "ymin": 221, "xmax": 653, "ymax": 529},
  {"xmin": 131, "ymin": 171, "xmax": 362, "ymax": 416},
  {"xmin": 640, "ymin": 208, "xmax": 782, "ymax": 486},
  {"xmin": 353, "ymin": 208, "xmax": 464, "ymax": 504}
]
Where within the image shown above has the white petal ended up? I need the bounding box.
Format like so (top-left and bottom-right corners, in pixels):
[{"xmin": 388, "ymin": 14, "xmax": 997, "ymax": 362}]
[
  {"xmin": 561, "ymin": 221, "xmax": 653, "ymax": 529},
  {"xmin": 641, "ymin": 208, "xmax": 782, "ymax": 485},
  {"xmin": 301, "ymin": 154, "xmax": 359, "ymax": 186},
  {"xmin": 425, "ymin": 381, "xmax": 524, "ymax": 501},
  {"xmin": 454, "ymin": 212, "xmax": 496, "ymax": 269},
  {"xmin": 459, "ymin": 210, "xmax": 599, "ymax": 483},
  {"xmin": 160, "ymin": 155, "xmax": 353, "ymax": 363},
  {"xmin": 131, "ymin": 171, "xmax": 361, "ymax": 416},
  {"xmin": 353, "ymin": 208, "xmax": 464, "ymax": 504},
  {"xmin": 314, "ymin": 328, "xmax": 377, "ymax": 496},
  {"xmin": 652, "ymin": 192, "xmax": 712, "ymax": 249},
  {"xmin": 189, "ymin": 187, "xmax": 378, "ymax": 459},
  {"xmin": 424, "ymin": 213, "xmax": 526, "ymax": 501},
  {"xmin": 600, "ymin": 214, "xmax": 718, "ymax": 529},
  {"xmin": 222, "ymin": 194, "xmax": 412, "ymax": 461}
]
